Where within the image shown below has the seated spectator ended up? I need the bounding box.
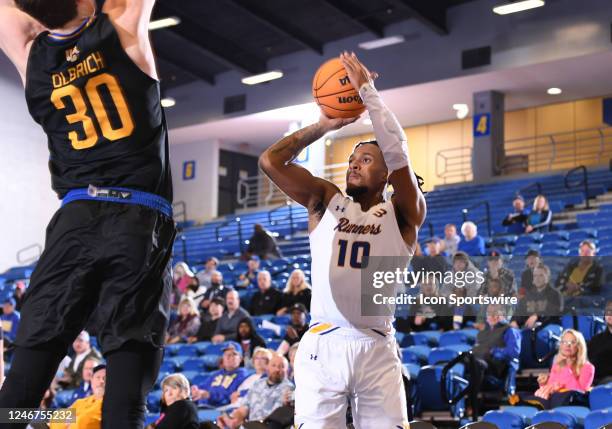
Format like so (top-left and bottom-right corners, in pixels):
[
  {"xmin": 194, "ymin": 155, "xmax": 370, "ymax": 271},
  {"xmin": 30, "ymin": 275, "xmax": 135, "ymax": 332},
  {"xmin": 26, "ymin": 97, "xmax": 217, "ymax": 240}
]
[
  {"xmin": 217, "ymin": 353, "xmax": 294, "ymax": 429},
  {"xmin": 173, "ymin": 262, "xmax": 196, "ymax": 295},
  {"xmin": 556, "ymin": 240, "xmax": 603, "ymax": 297},
  {"xmin": 237, "ymin": 319, "xmax": 267, "ymax": 366},
  {"xmin": 212, "ymin": 290, "xmax": 250, "ymax": 344},
  {"xmin": 476, "ymin": 279, "xmax": 514, "ymax": 327},
  {"xmin": 512, "ymin": 329, "xmax": 594, "ymax": 409},
  {"xmin": 196, "ymin": 257, "xmax": 219, "ymax": 289},
  {"xmin": 188, "ymin": 297, "xmax": 225, "ymax": 344},
  {"xmin": 588, "ymin": 299, "xmax": 612, "ymax": 385},
  {"xmin": 441, "ymin": 223, "xmax": 461, "ymax": 256},
  {"xmin": 512, "ymin": 263, "xmax": 562, "ymax": 329},
  {"xmin": 185, "ymin": 277, "xmax": 206, "ymax": 308},
  {"xmin": 236, "ymin": 257, "xmax": 260, "ymax": 289},
  {"xmin": 231, "ymin": 347, "xmax": 272, "ymax": 405},
  {"xmin": 250, "ymin": 271, "xmax": 283, "ymax": 316},
  {"xmin": 149, "ymin": 373, "xmax": 198, "ymax": 429},
  {"xmin": 277, "ymin": 269, "xmax": 312, "ymax": 314},
  {"xmin": 55, "ymin": 331, "xmax": 102, "ymax": 389},
  {"xmin": 482, "ymin": 250, "xmax": 516, "ymax": 297},
  {"xmin": 200, "ymin": 271, "xmax": 229, "ymax": 312},
  {"xmin": 519, "ymin": 250, "xmax": 541, "ymax": 297},
  {"xmin": 277, "ymin": 304, "xmax": 309, "ymax": 356},
  {"xmin": 502, "ymin": 195, "xmax": 529, "ymax": 235},
  {"xmin": 441, "ymin": 252, "xmax": 484, "ymax": 328},
  {"xmin": 71, "ymin": 356, "xmax": 102, "ymax": 403},
  {"xmin": 402, "ymin": 278, "xmax": 452, "ymax": 332},
  {"xmin": 1, "ymin": 298, "xmax": 20, "ymax": 348},
  {"xmin": 49, "ymin": 364, "xmax": 106, "ymax": 429},
  {"xmin": 411, "ymin": 237, "xmax": 451, "ymax": 275},
  {"xmin": 458, "ymin": 221, "xmax": 486, "ymax": 256},
  {"xmin": 471, "ymin": 304, "xmax": 521, "ymax": 415},
  {"xmin": 167, "ymin": 297, "xmax": 201, "ymax": 344},
  {"xmin": 525, "ymin": 195, "xmax": 552, "ymax": 233},
  {"xmin": 191, "ymin": 342, "xmax": 250, "ymax": 408},
  {"xmin": 243, "ymin": 224, "xmax": 282, "ymax": 260}
]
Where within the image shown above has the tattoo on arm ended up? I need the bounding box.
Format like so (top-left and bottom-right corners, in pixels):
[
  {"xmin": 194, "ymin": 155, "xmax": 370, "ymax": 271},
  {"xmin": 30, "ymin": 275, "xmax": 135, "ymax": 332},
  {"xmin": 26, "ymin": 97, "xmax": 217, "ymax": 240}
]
[{"xmin": 270, "ymin": 123, "xmax": 325, "ymax": 163}]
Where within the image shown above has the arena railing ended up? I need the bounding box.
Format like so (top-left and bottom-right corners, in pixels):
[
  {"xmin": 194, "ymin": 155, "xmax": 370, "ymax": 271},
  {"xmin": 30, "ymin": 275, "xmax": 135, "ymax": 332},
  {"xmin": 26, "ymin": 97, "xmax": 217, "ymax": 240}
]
[
  {"xmin": 268, "ymin": 202, "xmax": 295, "ymax": 238},
  {"xmin": 564, "ymin": 165, "xmax": 590, "ymax": 209},
  {"xmin": 461, "ymin": 201, "xmax": 492, "ymax": 237},
  {"xmin": 436, "ymin": 125, "xmax": 612, "ymax": 183}
]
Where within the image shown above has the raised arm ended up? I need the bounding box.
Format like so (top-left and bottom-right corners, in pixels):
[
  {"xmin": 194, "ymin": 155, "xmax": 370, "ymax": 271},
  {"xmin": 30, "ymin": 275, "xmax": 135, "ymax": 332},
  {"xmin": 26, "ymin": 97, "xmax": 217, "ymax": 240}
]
[
  {"xmin": 0, "ymin": 0, "xmax": 44, "ymax": 82},
  {"xmin": 341, "ymin": 52, "xmax": 426, "ymax": 231},
  {"xmin": 103, "ymin": 0, "xmax": 158, "ymax": 79},
  {"xmin": 259, "ymin": 115, "xmax": 355, "ymax": 212}
]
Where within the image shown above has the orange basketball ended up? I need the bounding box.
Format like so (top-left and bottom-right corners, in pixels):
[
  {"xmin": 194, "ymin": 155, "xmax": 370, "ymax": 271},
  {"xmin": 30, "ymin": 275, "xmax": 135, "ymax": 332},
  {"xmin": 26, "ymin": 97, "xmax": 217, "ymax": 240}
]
[{"xmin": 312, "ymin": 58, "xmax": 366, "ymax": 119}]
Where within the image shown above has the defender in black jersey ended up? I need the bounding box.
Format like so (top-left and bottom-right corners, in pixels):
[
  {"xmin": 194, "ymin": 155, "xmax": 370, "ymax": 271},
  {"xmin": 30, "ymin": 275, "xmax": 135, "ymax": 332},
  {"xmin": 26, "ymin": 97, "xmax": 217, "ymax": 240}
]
[{"xmin": 0, "ymin": 0, "xmax": 175, "ymax": 427}]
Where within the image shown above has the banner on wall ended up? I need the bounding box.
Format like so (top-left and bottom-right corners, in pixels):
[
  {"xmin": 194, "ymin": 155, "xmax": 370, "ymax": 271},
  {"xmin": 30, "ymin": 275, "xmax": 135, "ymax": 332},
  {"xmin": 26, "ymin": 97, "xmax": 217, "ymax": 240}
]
[{"xmin": 183, "ymin": 160, "xmax": 196, "ymax": 181}]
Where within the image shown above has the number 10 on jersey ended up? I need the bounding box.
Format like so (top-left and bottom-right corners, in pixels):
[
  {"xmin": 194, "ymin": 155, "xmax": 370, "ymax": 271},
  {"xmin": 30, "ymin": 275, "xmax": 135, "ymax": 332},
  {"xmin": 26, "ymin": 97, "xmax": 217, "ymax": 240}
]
[{"xmin": 337, "ymin": 239, "xmax": 370, "ymax": 269}]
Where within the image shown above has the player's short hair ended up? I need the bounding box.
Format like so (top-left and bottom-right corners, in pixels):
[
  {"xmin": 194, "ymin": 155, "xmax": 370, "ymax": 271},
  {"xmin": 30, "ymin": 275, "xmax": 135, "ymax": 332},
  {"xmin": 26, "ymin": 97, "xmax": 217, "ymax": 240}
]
[
  {"xmin": 14, "ymin": 0, "xmax": 78, "ymax": 29},
  {"xmin": 353, "ymin": 140, "xmax": 426, "ymax": 194}
]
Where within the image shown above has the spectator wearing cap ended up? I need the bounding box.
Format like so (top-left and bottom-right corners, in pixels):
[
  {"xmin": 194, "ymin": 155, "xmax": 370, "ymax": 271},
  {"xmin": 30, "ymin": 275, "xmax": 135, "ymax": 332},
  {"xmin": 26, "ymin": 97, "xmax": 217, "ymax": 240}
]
[
  {"xmin": 49, "ymin": 364, "xmax": 106, "ymax": 429},
  {"xmin": 250, "ymin": 271, "xmax": 283, "ymax": 316},
  {"xmin": 236, "ymin": 257, "xmax": 261, "ymax": 289},
  {"xmin": 71, "ymin": 356, "xmax": 102, "ymax": 403},
  {"xmin": 476, "ymin": 278, "xmax": 514, "ymax": 327},
  {"xmin": 556, "ymin": 240, "xmax": 603, "ymax": 297},
  {"xmin": 411, "ymin": 237, "xmax": 451, "ymax": 276},
  {"xmin": 231, "ymin": 347, "xmax": 272, "ymax": 405},
  {"xmin": 458, "ymin": 221, "xmax": 486, "ymax": 256},
  {"xmin": 525, "ymin": 195, "xmax": 552, "ymax": 233},
  {"xmin": 244, "ymin": 224, "xmax": 282, "ymax": 261},
  {"xmin": 196, "ymin": 257, "xmax": 220, "ymax": 289},
  {"xmin": 236, "ymin": 318, "xmax": 267, "ymax": 366},
  {"xmin": 191, "ymin": 342, "xmax": 250, "ymax": 408},
  {"xmin": 150, "ymin": 373, "xmax": 199, "ymax": 429},
  {"xmin": 1, "ymin": 298, "xmax": 20, "ymax": 345},
  {"xmin": 212, "ymin": 290, "xmax": 250, "ymax": 344},
  {"xmin": 512, "ymin": 263, "xmax": 563, "ymax": 329},
  {"xmin": 502, "ymin": 195, "xmax": 530, "ymax": 235},
  {"xmin": 217, "ymin": 353, "xmax": 294, "ymax": 429},
  {"xmin": 588, "ymin": 300, "xmax": 612, "ymax": 385},
  {"xmin": 277, "ymin": 304, "xmax": 309, "ymax": 356},
  {"xmin": 520, "ymin": 250, "xmax": 541, "ymax": 297},
  {"xmin": 55, "ymin": 331, "xmax": 102, "ymax": 389},
  {"xmin": 167, "ymin": 297, "xmax": 201, "ymax": 345},
  {"xmin": 200, "ymin": 271, "xmax": 228, "ymax": 312},
  {"xmin": 441, "ymin": 223, "xmax": 461, "ymax": 256},
  {"xmin": 188, "ymin": 297, "xmax": 225, "ymax": 343},
  {"xmin": 481, "ymin": 251, "xmax": 516, "ymax": 298},
  {"xmin": 277, "ymin": 269, "xmax": 312, "ymax": 315}
]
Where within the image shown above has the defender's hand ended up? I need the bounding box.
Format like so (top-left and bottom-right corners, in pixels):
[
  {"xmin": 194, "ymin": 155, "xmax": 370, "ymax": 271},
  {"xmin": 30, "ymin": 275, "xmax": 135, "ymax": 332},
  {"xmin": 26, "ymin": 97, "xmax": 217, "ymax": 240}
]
[{"xmin": 340, "ymin": 51, "xmax": 378, "ymax": 92}]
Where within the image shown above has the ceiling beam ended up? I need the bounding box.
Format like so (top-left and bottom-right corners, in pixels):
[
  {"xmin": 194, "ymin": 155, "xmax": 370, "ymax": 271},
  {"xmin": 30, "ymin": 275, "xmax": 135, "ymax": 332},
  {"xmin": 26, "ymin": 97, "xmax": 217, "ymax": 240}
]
[
  {"xmin": 398, "ymin": 0, "xmax": 448, "ymax": 35},
  {"xmin": 156, "ymin": 52, "xmax": 216, "ymax": 86},
  {"xmin": 322, "ymin": 0, "xmax": 386, "ymax": 38},
  {"xmin": 227, "ymin": 0, "xmax": 324, "ymax": 55},
  {"xmin": 155, "ymin": 1, "xmax": 267, "ymax": 75}
]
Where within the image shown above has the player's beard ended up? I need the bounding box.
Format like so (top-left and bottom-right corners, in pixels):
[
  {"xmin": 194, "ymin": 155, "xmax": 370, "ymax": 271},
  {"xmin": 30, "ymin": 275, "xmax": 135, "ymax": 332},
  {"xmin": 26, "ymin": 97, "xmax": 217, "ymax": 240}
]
[{"xmin": 346, "ymin": 184, "xmax": 368, "ymax": 197}]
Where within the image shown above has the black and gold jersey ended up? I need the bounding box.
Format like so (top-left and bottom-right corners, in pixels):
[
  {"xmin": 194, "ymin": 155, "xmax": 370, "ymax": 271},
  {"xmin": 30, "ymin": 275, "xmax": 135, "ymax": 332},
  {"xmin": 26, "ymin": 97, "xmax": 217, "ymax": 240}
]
[{"xmin": 25, "ymin": 13, "xmax": 172, "ymax": 201}]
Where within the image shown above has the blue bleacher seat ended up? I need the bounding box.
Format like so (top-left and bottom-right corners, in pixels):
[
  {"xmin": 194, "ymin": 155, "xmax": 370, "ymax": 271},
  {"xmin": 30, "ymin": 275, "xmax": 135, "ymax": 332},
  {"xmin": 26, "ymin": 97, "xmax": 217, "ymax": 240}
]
[
  {"xmin": 401, "ymin": 348, "xmax": 421, "ymax": 364},
  {"xmin": 584, "ymin": 409, "xmax": 612, "ymax": 429},
  {"xmin": 483, "ymin": 410, "xmax": 526, "ymax": 429},
  {"xmin": 439, "ymin": 331, "xmax": 472, "ymax": 347},
  {"xmin": 159, "ymin": 360, "xmax": 177, "ymax": 373},
  {"xmin": 418, "ymin": 330, "xmax": 441, "ymax": 346},
  {"xmin": 532, "ymin": 410, "xmax": 578, "ymax": 429},
  {"xmin": 428, "ymin": 347, "xmax": 460, "ymax": 365},
  {"xmin": 266, "ymin": 339, "xmax": 282, "ymax": 349},
  {"xmin": 204, "ymin": 343, "xmax": 227, "ymax": 356},
  {"xmin": 202, "ymin": 354, "xmax": 221, "ymax": 370},
  {"xmin": 500, "ymin": 406, "xmax": 539, "ymax": 425},
  {"xmin": 146, "ymin": 390, "xmax": 163, "ymax": 413},
  {"xmin": 415, "ymin": 364, "xmax": 466, "ymax": 418},
  {"xmin": 191, "ymin": 373, "xmax": 211, "ymax": 387},
  {"xmin": 164, "ymin": 343, "xmax": 183, "ymax": 356},
  {"xmin": 193, "ymin": 341, "xmax": 212, "ymax": 355},
  {"xmin": 401, "ymin": 332, "xmax": 430, "ymax": 347},
  {"xmin": 590, "ymin": 385, "xmax": 612, "ymax": 411},
  {"xmin": 403, "ymin": 363, "xmax": 421, "ymax": 380},
  {"xmin": 555, "ymin": 406, "xmax": 591, "ymax": 427},
  {"xmin": 181, "ymin": 358, "xmax": 205, "ymax": 372},
  {"xmin": 176, "ymin": 344, "xmax": 199, "ymax": 357},
  {"xmin": 181, "ymin": 370, "xmax": 199, "ymax": 384},
  {"xmin": 405, "ymin": 345, "xmax": 430, "ymax": 364},
  {"xmin": 198, "ymin": 409, "xmax": 221, "ymax": 422},
  {"xmin": 55, "ymin": 389, "xmax": 76, "ymax": 408}
]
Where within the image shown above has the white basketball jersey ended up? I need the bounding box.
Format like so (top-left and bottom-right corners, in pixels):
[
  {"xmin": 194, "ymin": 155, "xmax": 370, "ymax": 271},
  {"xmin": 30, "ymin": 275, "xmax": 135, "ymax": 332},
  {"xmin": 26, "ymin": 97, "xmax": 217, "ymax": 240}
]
[{"xmin": 309, "ymin": 193, "xmax": 413, "ymax": 334}]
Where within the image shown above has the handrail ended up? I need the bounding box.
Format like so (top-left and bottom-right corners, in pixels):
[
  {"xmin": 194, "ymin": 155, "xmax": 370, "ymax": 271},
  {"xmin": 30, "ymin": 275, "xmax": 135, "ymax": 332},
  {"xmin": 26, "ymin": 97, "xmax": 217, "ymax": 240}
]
[
  {"xmin": 461, "ymin": 201, "xmax": 492, "ymax": 237},
  {"xmin": 215, "ymin": 216, "xmax": 244, "ymax": 253},
  {"xmin": 268, "ymin": 202, "xmax": 295, "ymax": 238},
  {"xmin": 564, "ymin": 165, "xmax": 590, "ymax": 209},
  {"xmin": 16, "ymin": 243, "xmax": 42, "ymax": 265},
  {"xmin": 173, "ymin": 201, "xmax": 187, "ymax": 224},
  {"xmin": 436, "ymin": 147, "xmax": 472, "ymax": 184},
  {"xmin": 529, "ymin": 324, "xmax": 561, "ymax": 365},
  {"xmin": 518, "ymin": 182, "xmax": 542, "ymax": 199},
  {"xmin": 177, "ymin": 234, "xmax": 188, "ymax": 263}
]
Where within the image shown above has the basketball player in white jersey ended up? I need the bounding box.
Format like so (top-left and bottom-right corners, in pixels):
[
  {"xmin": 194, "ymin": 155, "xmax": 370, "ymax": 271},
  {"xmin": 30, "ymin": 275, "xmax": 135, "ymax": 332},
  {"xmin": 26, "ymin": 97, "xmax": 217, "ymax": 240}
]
[{"xmin": 259, "ymin": 52, "xmax": 426, "ymax": 428}]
